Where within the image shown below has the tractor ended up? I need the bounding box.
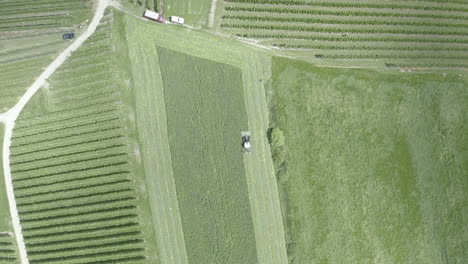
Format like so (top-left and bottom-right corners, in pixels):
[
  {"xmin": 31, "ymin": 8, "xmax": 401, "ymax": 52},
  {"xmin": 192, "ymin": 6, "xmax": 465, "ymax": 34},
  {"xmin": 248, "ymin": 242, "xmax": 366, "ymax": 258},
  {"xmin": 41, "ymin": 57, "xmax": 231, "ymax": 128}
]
[{"xmin": 241, "ymin": 131, "xmax": 251, "ymax": 154}]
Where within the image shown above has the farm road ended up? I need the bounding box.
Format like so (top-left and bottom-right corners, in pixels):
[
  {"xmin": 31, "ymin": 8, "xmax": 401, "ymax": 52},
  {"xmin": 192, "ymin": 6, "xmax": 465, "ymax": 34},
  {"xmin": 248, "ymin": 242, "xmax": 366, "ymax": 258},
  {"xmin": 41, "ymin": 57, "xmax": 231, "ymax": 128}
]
[
  {"xmin": 0, "ymin": 0, "xmax": 111, "ymax": 263},
  {"xmin": 242, "ymin": 51, "xmax": 289, "ymax": 264}
]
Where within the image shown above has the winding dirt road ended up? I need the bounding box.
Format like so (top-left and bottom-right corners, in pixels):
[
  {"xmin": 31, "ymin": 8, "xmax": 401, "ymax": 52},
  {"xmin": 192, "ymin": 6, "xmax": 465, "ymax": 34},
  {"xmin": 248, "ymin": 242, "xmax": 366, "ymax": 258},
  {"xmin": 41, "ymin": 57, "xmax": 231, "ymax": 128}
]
[{"xmin": 0, "ymin": 1, "xmax": 110, "ymax": 263}]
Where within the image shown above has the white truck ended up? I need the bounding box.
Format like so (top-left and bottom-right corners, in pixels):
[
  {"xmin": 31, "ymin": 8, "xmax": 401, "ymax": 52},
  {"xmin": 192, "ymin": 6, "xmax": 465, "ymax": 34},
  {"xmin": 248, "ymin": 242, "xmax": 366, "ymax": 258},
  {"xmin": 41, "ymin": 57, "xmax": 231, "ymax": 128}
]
[{"xmin": 170, "ymin": 16, "xmax": 185, "ymax": 25}]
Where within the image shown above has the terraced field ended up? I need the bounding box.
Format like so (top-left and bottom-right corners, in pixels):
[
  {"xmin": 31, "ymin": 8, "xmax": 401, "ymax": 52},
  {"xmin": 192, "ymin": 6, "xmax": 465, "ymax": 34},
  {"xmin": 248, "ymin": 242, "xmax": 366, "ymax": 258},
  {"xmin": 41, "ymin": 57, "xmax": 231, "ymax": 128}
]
[
  {"xmin": 0, "ymin": 233, "xmax": 19, "ymax": 263},
  {"xmin": 9, "ymin": 11, "xmax": 157, "ymax": 264},
  {"xmin": 0, "ymin": 124, "xmax": 19, "ymax": 264},
  {"xmin": 220, "ymin": 0, "xmax": 468, "ymax": 68},
  {"xmin": 0, "ymin": 0, "xmax": 92, "ymax": 111}
]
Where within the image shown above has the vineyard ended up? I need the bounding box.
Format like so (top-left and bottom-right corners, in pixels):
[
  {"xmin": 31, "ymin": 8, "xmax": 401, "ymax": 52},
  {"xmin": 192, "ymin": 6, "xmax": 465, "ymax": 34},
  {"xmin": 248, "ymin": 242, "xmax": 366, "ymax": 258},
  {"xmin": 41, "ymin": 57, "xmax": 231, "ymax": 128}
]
[
  {"xmin": 0, "ymin": 0, "xmax": 91, "ymax": 112},
  {"xmin": 0, "ymin": 233, "xmax": 19, "ymax": 263},
  {"xmin": 9, "ymin": 10, "xmax": 156, "ymax": 263},
  {"xmin": 220, "ymin": 0, "xmax": 468, "ymax": 68}
]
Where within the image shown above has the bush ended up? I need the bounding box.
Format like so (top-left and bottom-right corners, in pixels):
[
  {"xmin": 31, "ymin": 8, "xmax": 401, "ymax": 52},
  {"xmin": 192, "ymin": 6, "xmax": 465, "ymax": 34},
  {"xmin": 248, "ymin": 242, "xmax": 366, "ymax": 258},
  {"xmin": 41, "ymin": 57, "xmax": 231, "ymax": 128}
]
[
  {"xmin": 272, "ymin": 147, "xmax": 286, "ymax": 164},
  {"xmin": 270, "ymin": 128, "xmax": 285, "ymax": 147}
]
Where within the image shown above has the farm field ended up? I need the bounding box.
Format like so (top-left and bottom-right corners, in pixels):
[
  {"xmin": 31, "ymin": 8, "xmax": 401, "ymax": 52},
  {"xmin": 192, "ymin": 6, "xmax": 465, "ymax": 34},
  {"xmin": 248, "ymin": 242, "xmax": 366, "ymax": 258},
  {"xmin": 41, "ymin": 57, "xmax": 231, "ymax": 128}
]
[
  {"xmin": 1, "ymin": 1, "xmax": 466, "ymax": 264},
  {"xmin": 0, "ymin": 0, "xmax": 92, "ymax": 112},
  {"xmin": 219, "ymin": 0, "xmax": 468, "ymax": 68},
  {"xmin": 0, "ymin": 233, "xmax": 19, "ymax": 264},
  {"xmin": 0, "ymin": 123, "xmax": 9, "ymax": 231},
  {"xmin": 123, "ymin": 11, "xmax": 288, "ymax": 264},
  {"xmin": 9, "ymin": 10, "xmax": 157, "ymax": 264},
  {"xmin": 122, "ymin": 11, "xmax": 189, "ymax": 264},
  {"xmin": 269, "ymin": 57, "xmax": 468, "ymax": 263},
  {"xmin": 159, "ymin": 47, "xmax": 257, "ymax": 264}
]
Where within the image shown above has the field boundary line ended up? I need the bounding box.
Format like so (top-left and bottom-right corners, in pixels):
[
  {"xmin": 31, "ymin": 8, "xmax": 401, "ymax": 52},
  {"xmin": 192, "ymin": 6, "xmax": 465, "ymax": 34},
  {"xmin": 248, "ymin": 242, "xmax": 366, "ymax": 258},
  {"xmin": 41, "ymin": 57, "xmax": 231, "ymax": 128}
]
[{"xmin": 0, "ymin": 1, "xmax": 111, "ymax": 263}]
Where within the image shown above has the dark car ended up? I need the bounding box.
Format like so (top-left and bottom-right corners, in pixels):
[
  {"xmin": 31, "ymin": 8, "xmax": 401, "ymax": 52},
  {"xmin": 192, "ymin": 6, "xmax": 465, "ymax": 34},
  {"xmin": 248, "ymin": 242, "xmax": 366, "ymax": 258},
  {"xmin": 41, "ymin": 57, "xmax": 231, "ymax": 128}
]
[{"xmin": 63, "ymin": 33, "xmax": 75, "ymax": 40}]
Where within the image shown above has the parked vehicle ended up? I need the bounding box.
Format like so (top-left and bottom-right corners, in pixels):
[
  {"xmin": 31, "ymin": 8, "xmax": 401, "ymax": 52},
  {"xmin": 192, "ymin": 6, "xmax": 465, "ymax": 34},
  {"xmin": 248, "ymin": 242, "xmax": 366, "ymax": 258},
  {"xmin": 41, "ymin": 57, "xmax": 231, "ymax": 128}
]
[
  {"xmin": 170, "ymin": 16, "xmax": 184, "ymax": 24},
  {"xmin": 144, "ymin": 10, "xmax": 165, "ymax": 23}
]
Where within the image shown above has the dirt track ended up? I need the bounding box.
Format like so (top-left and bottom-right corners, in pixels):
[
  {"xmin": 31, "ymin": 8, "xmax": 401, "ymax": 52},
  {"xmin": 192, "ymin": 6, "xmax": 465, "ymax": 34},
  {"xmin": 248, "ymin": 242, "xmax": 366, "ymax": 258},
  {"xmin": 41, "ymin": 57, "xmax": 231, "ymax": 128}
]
[{"xmin": 0, "ymin": 1, "xmax": 110, "ymax": 263}]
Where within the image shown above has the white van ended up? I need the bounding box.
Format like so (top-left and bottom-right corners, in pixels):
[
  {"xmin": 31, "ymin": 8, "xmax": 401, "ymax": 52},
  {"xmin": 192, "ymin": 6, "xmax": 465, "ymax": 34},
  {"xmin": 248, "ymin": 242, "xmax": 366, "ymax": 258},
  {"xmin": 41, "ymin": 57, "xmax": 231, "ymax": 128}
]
[{"xmin": 170, "ymin": 16, "xmax": 184, "ymax": 24}]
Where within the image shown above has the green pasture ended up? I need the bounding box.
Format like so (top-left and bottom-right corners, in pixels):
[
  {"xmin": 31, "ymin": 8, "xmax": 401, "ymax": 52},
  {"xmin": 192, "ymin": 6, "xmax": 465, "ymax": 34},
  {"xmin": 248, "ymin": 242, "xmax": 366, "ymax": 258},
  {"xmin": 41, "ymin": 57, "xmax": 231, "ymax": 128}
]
[
  {"xmin": 269, "ymin": 57, "xmax": 468, "ymax": 264},
  {"xmin": 0, "ymin": 122, "xmax": 11, "ymax": 232}
]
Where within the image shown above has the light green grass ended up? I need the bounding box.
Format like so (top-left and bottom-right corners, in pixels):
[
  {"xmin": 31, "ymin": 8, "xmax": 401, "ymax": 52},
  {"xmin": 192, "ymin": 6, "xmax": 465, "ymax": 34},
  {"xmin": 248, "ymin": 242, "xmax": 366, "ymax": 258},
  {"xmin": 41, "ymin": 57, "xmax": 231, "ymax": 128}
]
[
  {"xmin": 158, "ymin": 46, "xmax": 257, "ymax": 264},
  {"xmin": 121, "ymin": 10, "xmax": 189, "ymax": 264},
  {"xmin": 0, "ymin": 122, "xmax": 11, "ymax": 232},
  {"xmin": 269, "ymin": 57, "xmax": 468, "ymax": 264},
  {"xmin": 241, "ymin": 51, "xmax": 289, "ymax": 264}
]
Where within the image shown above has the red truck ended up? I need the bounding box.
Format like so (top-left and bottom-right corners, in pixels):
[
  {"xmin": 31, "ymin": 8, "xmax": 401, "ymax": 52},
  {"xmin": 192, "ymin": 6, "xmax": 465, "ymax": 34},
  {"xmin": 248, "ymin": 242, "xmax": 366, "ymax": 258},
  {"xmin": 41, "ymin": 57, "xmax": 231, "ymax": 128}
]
[{"xmin": 143, "ymin": 10, "xmax": 165, "ymax": 23}]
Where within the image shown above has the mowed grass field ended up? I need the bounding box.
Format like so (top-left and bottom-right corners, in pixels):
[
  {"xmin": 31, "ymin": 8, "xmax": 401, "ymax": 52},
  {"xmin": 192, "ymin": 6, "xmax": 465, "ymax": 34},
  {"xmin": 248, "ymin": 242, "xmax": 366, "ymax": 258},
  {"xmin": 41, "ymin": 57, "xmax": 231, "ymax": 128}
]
[
  {"xmin": 158, "ymin": 47, "xmax": 257, "ymax": 264},
  {"xmin": 269, "ymin": 57, "xmax": 467, "ymax": 263},
  {"xmin": 219, "ymin": 0, "xmax": 468, "ymax": 68},
  {"xmin": 122, "ymin": 10, "xmax": 288, "ymax": 264},
  {"xmin": 0, "ymin": 0, "xmax": 92, "ymax": 112}
]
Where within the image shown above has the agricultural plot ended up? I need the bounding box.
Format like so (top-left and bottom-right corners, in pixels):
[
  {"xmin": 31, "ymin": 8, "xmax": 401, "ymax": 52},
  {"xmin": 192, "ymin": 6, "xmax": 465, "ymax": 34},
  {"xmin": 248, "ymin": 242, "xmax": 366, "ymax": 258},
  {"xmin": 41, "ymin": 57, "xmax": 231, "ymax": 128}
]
[
  {"xmin": 158, "ymin": 47, "xmax": 257, "ymax": 264},
  {"xmin": 269, "ymin": 57, "xmax": 468, "ymax": 263},
  {"xmin": 0, "ymin": 233, "xmax": 19, "ymax": 263},
  {"xmin": 9, "ymin": 10, "xmax": 157, "ymax": 264},
  {"xmin": 123, "ymin": 13, "xmax": 189, "ymax": 264},
  {"xmin": 0, "ymin": 123, "xmax": 9, "ymax": 232},
  {"xmin": 219, "ymin": 0, "xmax": 468, "ymax": 68},
  {"xmin": 0, "ymin": 0, "xmax": 92, "ymax": 112},
  {"xmin": 123, "ymin": 12, "xmax": 289, "ymax": 264},
  {"xmin": 0, "ymin": 123, "xmax": 19, "ymax": 264}
]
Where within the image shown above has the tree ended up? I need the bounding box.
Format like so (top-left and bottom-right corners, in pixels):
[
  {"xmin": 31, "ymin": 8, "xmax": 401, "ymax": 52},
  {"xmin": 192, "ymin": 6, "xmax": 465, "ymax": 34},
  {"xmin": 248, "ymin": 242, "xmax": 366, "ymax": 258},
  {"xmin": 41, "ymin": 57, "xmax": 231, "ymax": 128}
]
[{"xmin": 270, "ymin": 128, "xmax": 285, "ymax": 147}]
